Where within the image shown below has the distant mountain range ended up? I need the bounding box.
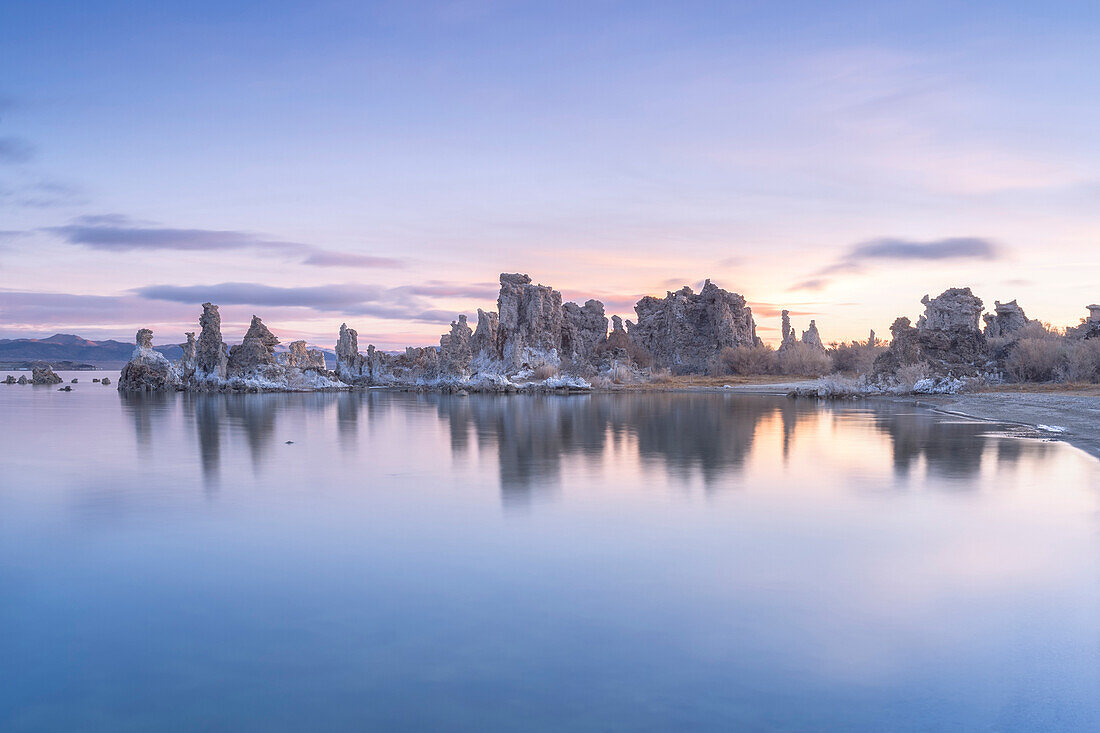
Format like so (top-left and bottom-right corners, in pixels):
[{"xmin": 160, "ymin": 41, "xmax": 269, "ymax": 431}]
[{"xmin": 0, "ymin": 333, "xmax": 335, "ymax": 367}]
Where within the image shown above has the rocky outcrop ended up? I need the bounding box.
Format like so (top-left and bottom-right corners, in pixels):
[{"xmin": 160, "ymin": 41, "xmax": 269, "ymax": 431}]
[
  {"xmin": 496, "ymin": 273, "xmax": 563, "ymax": 371},
  {"xmin": 440, "ymin": 315, "xmax": 473, "ymax": 377},
  {"xmin": 801, "ymin": 320, "xmax": 824, "ymax": 350},
  {"xmin": 3, "ymin": 375, "xmax": 16, "ymax": 384},
  {"xmin": 227, "ymin": 316, "xmax": 280, "ymax": 374},
  {"xmin": 118, "ymin": 329, "xmax": 182, "ymax": 392},
  {"xmin": 31, "ymin": 363, "xmax": 62, "ymax": 385},
  {"xmin": 196, "ymin": 303, "xmax": 228, "ymax": 379},
  {"xmin": 178, "ymin": 332, "xmax": 196, "ymax": 379},
  {"xmin": 982, "ymin": 300, "xmax": 1029, "ymax": 338},
  {"xmin": 606, "ymin": 315, "xmax": 631, "ymax": 350},
  {"xmin": 630, "ymin": 280, "xmax": 758, "ymax": 374},
  {"xmin": 1067, "ymin": 305, "xmax": 1100, "ymax": 340},
  {"xmin": 780, "ymin": 310, "xmax": 797, "ymax": 350},
  {"xmin": 561, "ymin": 300, "xmax": 608, "ymax": 365},
  {"xmin": 875, "ymin": 288, "xmax": 988, "ymax": 376},
  {"xmin": 335, "ymin": 323, "xmax": 367, "ymax": 382},
  {"xmin": 17, "ymin": 375, "xmax": 28, "ymax": 385},
  {"xmin": 917, "ymin": 288, "xmax": 983, "ymax": 332},
  {"xmin": 471, "ymin": 309, "xmax": 499, "ymax": 363},
  {"xmin": 279, "ymin": 341, "xmax": 327, "ymax": 370}
]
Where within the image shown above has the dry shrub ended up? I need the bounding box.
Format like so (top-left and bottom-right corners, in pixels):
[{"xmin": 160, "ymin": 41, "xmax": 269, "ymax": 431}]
[
  {"xmin": 776, "ymin": 342, "xmax": 831, "ymax": 376},
  {"xmin": 648, "ymin": 367, "xmax": 674, "ymax": 384},
  {"xmin": 1058, "ymin": 339, "xmax": 1100, "ymax": 382},
  {"xmin": 894, "ymin": 362, "xmax": 931, "ymax": 392},
  {"xmin": 609, "ymin": 364, "xmax": 633, "ymax": 384},
  {"xmin": 712, "ymin": 345, "xmax": 778, "ymax": 376},
  {"xmin": 532, "ymin": 364, "xmax": 558, "ymax": 381},
  {"xmin": 829, "ymin": 340, "xmax": 887, "ymax": 375},
  {"xmin": 1006, "ymin": 338, "xmax": 1062, "ymax": 382}
]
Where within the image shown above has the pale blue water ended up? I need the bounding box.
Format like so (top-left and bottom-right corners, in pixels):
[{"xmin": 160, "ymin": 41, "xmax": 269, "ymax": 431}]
[{"xmin": 2, "ymin": 374, "xmax": 1099, "ymax": 731}]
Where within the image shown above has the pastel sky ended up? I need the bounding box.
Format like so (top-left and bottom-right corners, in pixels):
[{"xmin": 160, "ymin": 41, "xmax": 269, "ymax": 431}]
[{"xmin": 2, "ymin": 0, "xmax": 1098, "ymax": 348}]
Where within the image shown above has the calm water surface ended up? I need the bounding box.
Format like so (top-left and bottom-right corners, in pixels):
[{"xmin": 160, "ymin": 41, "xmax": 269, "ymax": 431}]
[{"xmin": 2, "ymin": 374, "xmax": 1099, "ymax": 731}]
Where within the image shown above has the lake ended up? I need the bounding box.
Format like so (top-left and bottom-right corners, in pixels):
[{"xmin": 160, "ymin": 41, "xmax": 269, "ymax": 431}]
[{"xmin": 2, "ymin": 374, "xmax": 1099, "ymax": 731}]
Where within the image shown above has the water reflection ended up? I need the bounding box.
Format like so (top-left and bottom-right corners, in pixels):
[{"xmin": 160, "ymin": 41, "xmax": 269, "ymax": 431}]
[{"xmin": 118, "ymin": 391, "xmax": 1057, "ymax": 501}]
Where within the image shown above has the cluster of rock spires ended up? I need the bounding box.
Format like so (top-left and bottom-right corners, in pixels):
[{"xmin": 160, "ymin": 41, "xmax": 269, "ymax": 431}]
[
  {"xmin": 111, "ymin": 270, "xmax": 1097, "ymax": 393},
  {"xmin": 117, "ymin": 274, "xmax": 762, "ymax": 393},
  {"xmin": 778, "ymin": 310, "xmax": 824, "ymax": 352}
]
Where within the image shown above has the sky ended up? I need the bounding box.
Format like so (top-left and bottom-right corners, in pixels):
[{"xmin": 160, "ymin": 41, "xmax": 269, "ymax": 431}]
[{"xmin": 1, "ymin": 0, "xmax": 1099, "ymax": 348}]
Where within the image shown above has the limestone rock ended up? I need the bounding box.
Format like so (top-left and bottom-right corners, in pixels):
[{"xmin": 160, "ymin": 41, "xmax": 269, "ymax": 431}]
[
  {"xmin": 31, "ymin": 363, "xmax": 62, "ymax": 385},
  {"xmin": 780, "ymin": 310, "xmax": 797, "ymax": 350},
  {"xmin": 606, "ymin": 315, "xmax": 631, "ymax": 350},
  {"xmin": 496, "ymin": 273, "xmax": 563, "ymax": 370},
  {"xmin": 3, "ymin": 375, "xmax": 15, "ymax": 384},
  {"xmin": 118, "ymin": 329, "xmax": 182, "ymax": 392},
  {"xmin": 101, "ymin": 377, "xmax": 111, "ymax": 385},
  {"xmin": 1067, "ymin": 305, "xmax": 1100, "ymax": 340},
  {"xmin": 561, "ymin": 300, "xmax": 608, "ymax": 365},
  {"xmin": 17, "ymin": 375, "xmax": 28, "ymax": 385},
  {"xmin": 335, "ymin": 323, "xmax": 367, "ymax": 382},
  {"xmin": 875, "ymin": 288, "xmax": 989, "ymax": 376},
  {"xmin": 440, "ymin": 315, "xmax": 473, "ymax": 376},
  {"xmin": 982, "ymin": 300, "xmax": 1029, "ymax": 338},
  {"xmin": 801, "ymin": 320, "xmax": 824, "ymax": 350},
  {"xmin": 471, "ymin": 309, "xmax": 499, "ymax": 362},
  {"xmin": 196, "ymin": 303, "xmax": 228, "ymax": 379},
  {"xmin": 70, "ymin": 378, "xmax": 78, "ymax": 384},
  {"xmin": 178, "ymin": 332, "xmax": 197, "ymax": 379},
  {"xmin": 58, "ymin": 385, "xmax": 72, "ymax": 391},
  {"xmin": 228, "ymin": 316, "xmax": 280, "ymax": 375},
  {"xmin": 280, "ymin": 340, "xmax": 327, "ymax": 370},
  {"xmin": 630, "ymin": 280, "xmax": 757, "ymax": 374},
  {"xmin": 917, "ymin": 288, "xmax": 983, "ymax": 333}
]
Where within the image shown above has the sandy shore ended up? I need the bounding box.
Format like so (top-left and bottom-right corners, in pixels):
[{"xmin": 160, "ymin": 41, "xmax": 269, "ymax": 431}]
[{"xmin": 918, "ymin": 392, "xmax": 1100, "ymax": 460}]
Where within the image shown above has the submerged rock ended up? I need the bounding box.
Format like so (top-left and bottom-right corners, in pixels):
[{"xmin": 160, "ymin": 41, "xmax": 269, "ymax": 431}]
[
  {"xmin": 630, "ymin": 280, "xmax": 757, "ymax": 374},
  {"xmin": 118, "ymin": 329, "xmax": 182, "ymax": 392},
  {"xmin": 101, "ymin": 377, "xmax": 111, "ymax": 385},
  {"xmin": 31, "ymin": 363, "xmax": 62, "ymax": 385}
]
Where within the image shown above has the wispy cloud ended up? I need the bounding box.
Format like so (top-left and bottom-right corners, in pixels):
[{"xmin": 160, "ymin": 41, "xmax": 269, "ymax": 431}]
[
  {"xmin": 46, "ymin": 215, "xmax": 403, "ymax": 268},
  {"xmin": 132, "ymin": 281, "xmax": 469, "ymax": 323},
  {"xmin": 792, "ymin": 236, "xmax": 1004, "ymax": 291}
]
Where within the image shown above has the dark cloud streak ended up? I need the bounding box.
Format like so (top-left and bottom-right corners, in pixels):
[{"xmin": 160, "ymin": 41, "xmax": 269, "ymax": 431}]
[{"xmin": 46, "ymin": 215, "xmax": 404, "ymax": 269}]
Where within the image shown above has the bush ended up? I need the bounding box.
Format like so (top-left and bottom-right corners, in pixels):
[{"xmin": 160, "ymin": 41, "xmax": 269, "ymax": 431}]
[
  {"xmin": 894, "ymin": 362, "xmax": 931, "ymax": 392},
  {"xmin": 532, "ymin": 364, "xmax": 558, "ymax": 381},
  {"xmin": 1056, "ymin": 339, "xmax": 1100, "ymax": 383},
  {"xmin": 1005, "ymin": 338, "xmax": 1062, "ymax": 382},
  {"xmin": 829, "ymin": 340, "xmax": 887, "ymax": 375},
  {"xmin": 711, "ymin": 345, "xmax": 778, "ymax": 376},
  {"xmin": 776, "ymin": 342, "xmax": 831, "ymax": 376},
  {"xmin": 648, "ymin": 367, "xmax": 674, "ymax": 384}
]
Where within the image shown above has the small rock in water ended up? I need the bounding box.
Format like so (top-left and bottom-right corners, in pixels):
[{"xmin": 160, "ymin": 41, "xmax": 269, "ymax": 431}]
[
  {"xmin": 17, "ymin": 375, "xmax": 29, "ymax": 385},
  {"xmin": 71, "ymin": 378, "xmax": 79, "ymax": 383},
  {"xmin": 58, "ymin": 385, "xmax": 72, "ymax": 392},
  {"xmin": 285, "ymin": 440, "xmax": 294, "ymax": 444},
  {"xmin": 2, "ymin": 375, "xmax": 15, "ymax": 385},
  {"xmin": 101, "ymin": 377, "xmax": 111, "ymax": 385},
  {"xmin": 92, "ymin": 378, "xmax": 101, "ymax": 383}
]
